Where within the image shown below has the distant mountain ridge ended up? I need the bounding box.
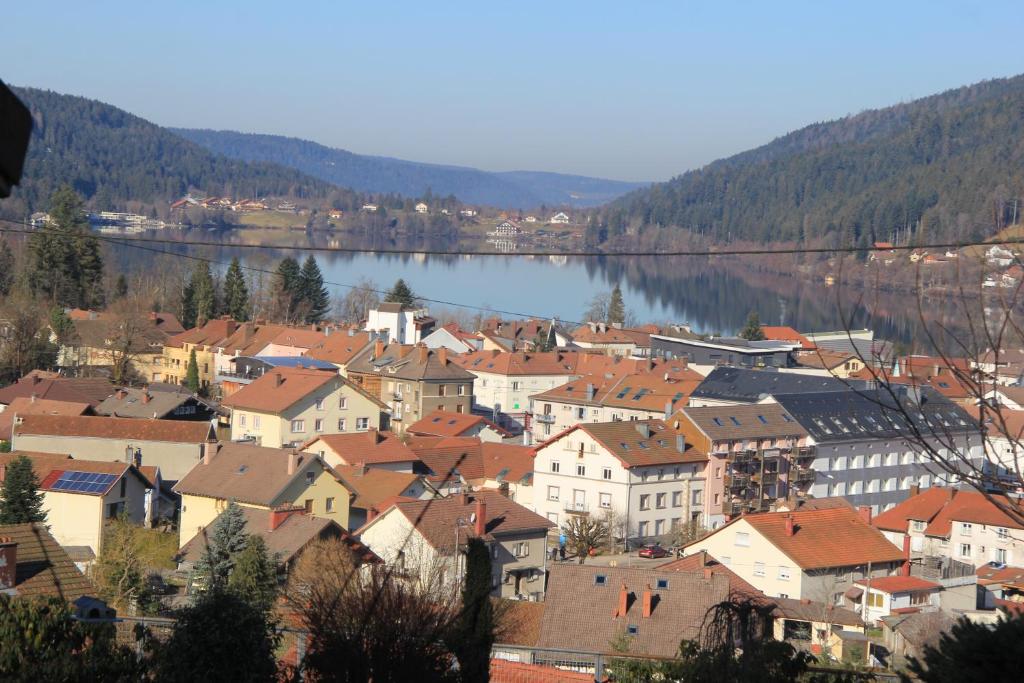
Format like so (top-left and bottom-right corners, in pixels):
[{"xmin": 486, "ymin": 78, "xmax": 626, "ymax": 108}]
[
  {"xmin": 172, "ymin": 128, "xmax": 648, "ymax": 208},
  {"xmin": 595, "ymin": 74, "xmax": 1024, "ymax": 246}
]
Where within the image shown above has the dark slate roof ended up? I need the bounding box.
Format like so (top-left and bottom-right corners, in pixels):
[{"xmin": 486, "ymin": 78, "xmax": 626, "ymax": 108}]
[
  {"xmin": 773, "ymin": 387, "xmax": 977, "ymax": 443},
  {"xmin": 691, "ymin": 367, "xmax": 863, "ymax": 403}
]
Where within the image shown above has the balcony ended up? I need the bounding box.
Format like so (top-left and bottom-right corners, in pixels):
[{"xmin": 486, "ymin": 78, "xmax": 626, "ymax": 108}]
[
  {"xmin": 535, "ymin": 413, "xmax": 556, "ymax": 424},
  {"xmin": 563, "ymin": 501, "xmax": 589, "ymax": 514},
  {"xmin": 392, "ymin": 392, "xmax": 404, "ymax": 402},
  {"xmin": 760, "ymin": 471, "xmax": 779, "ymax": 485},
  {"xmin": 793, "ymin": 468, "xmax": 816, "ymax": 485}
]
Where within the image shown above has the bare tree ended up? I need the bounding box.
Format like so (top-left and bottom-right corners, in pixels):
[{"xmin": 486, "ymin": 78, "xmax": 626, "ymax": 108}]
[
  {"xmin": 335, "ymin": 277, "xmax": 381, "ymax": 324},
  {"xmin": 103, "ymin": 294, "xmax": 162, "ymax": 386}
]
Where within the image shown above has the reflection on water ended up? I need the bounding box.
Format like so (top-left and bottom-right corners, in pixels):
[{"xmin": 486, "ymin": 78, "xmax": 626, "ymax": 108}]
[{"xmin": 105, "ymin": 230, "xmax": 952, "ymax": 345}]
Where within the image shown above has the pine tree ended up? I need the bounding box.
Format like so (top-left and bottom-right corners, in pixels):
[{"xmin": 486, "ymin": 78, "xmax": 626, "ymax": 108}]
[
  {"xmin": 0, "ymin": 239, "xmax": 14, "ymax": 297},
  {"xmin": 194, "ymin": 501, "xmax": 249, "ymax": 587},
  {"xmin": 189, "ymin": 262, "xmax": 217, "ymax": 327},
  {"xmin": 223, "ymin": 258, "xmax": 250, "ymax": 322},
  {"xmin": 608, "ymin": 284, "xmax": 626, "ymax": 325},
  {"xmin": 298, "ymin": 255, "xmax": 330, "ymax": 324},
  {"xmin": 270, "ymin": 257, "xmax": 301, "ymax": 323},
  {"xmin": 27, "ymin": 186, "xmax": 105, "ymax": 308},
  {"xmin": 384, "ymin": 278, "xmax": 416, "ymax": 307},
  {"xmin": 180, "ymin": 278, "xmax": 196, "ymax": 329},
  {"xmin": 228, "ymin": 535, "xmax": 279, "ymax": 616},
  {"xmin": 0, "ymin": 455, "xmax": 47, "ymax": 524},
  {"xmin": 453, "ymin": 537, "xmax": 494, "ymax": 682},
  {"xmin": 185, "ymin": 348, "xmax": 200, "ymax": 393},
  {"xmin": 739, "ymin": 311, "xmax": 766, "ymax": 341}
]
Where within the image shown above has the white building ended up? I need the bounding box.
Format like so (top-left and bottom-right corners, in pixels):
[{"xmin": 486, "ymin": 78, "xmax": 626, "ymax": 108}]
[
  {"xmin": 415, "ymin": 202, "xmax": 429, "ymax": 214},
  {"xmin": 550, "ymin": 212, "xmax": 570, "ymax": 224},
  {"xmin": 364, "ymin": 303, "xmax": 436, "ymax": 345},
  {"xmin": 532, "ymin": 420, "xmax": 707, "ymax": 542},
  {"xmin": 492, "ymin": 220, "xmax": 520, "ymax": 237}
]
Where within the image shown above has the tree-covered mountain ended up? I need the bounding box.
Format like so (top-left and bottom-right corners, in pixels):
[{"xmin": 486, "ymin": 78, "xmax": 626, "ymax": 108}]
[
  {"xmin": 172, "ymin": 128, "xmax": 647, "ymax": 209},
  {"xmin": 4, "ymin": 87, "xmax": 347, "ymax": 219},
  {"xmin": 593, "ymin": 74, "xmax": 1024, "ymax": 247}
]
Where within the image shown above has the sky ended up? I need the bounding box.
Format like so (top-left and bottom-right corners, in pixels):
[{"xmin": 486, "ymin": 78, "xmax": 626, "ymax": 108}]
[{"xmin": 4, "ymin": 2, "xmax": 1024, "ymax": 182}]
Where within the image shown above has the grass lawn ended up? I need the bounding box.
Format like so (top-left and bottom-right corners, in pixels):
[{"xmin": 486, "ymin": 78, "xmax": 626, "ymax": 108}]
[
  {"xmin": 234, "ymin": 211, "xmax": 308, "ymax": 229},
  {"xmin": 137, "ymin": 527, "xmax": 180, "ymax": 571}
]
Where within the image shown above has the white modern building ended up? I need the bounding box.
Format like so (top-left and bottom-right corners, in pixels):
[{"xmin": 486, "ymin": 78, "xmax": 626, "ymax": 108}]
[{"xmin": 364, "ymin": 303, "xmax": 436, "ymax": 345}]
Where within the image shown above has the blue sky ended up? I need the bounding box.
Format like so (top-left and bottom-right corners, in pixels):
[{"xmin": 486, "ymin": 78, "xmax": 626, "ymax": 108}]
[{"xmin": 4, "ymin": 2, "xmax": 1023, "ymax": 181}]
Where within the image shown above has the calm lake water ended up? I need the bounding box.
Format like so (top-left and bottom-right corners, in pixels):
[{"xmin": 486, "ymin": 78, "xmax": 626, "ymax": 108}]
[{"xmin": 105, "ymin": 231, "xmax": 933, "ymax": 344}]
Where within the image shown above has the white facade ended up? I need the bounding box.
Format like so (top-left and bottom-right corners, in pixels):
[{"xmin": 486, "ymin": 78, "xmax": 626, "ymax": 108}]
[
  {"xmin": 880, "ymin": 518, "xmax": 1024, "ymax": 568},
  {"xmin": 550, "ymin": 212, "xmax": 570, "ymax": 224},
  {"xmin": 532, "ymin": 430, "xmax": 705, "ymax": 541},
  {"xmin": 365, "ymin": 306, "xmax": 430, "ymax": 344},
  {"xmin": 469, "ymin": 369, "xmax": 580, "ymax": 429},
  {"xmin": 530, "ymin": 396, "xmax": 666, "ymax": 446},
  {"xmin": 415, "ymin": 202, "xmax": 429, "ymax": 214},
  {"xmin": 421, "ymin": 327, "xmax": 480, "ymax": 353}
]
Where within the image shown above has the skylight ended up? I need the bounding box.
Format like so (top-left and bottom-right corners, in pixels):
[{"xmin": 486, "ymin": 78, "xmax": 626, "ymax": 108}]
[
  {"xmin": 616, "ymin": 386, "xmax": 633, "ymax": 399},
  {"xmin": 637, "ymin": 441, "xmax": 649, "ymax": 449},
  {"xmin": 757, "ymin": 415, "xmax": 768, "ymax": 424},
  {"xmin": 729, "ymin": 416, "xmax": 741, "ymax": 426},
  {"xmin": 712, "ymin": 417, "xmax": 723, "ymax": 427}
]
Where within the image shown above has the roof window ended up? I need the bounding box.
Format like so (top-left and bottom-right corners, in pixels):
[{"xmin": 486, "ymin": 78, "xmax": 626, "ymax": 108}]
[
  {"xmin": 595, "ymin": 574, "xmax": 608, "ymax": 586},
  {"xmin": 757, "ymin": 415, "xmax": 768, "ymax": 424},
  {"xmin": 656, "ymin": 578, "xmax": 669, "ymax": 589}
]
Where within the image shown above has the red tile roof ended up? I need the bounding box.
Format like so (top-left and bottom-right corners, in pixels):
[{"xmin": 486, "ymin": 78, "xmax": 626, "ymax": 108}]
[
  {"xmin": 304, "ymin": 331, "xmax": 373, "ymax": 366},
  {"xmin": 0, "ymin": 397, "xmax": 91, "ymax": 441},
  {"xmin": 221, "ymin": 366, "xmax": 338, "ymax": 413},
  {"xmin": 855, "ymin": 576, "xmax": 940, "ymax": 593},
  {"xmin": 490, "ymin": 660, "xmax": 594, "ymax": 683},
  {"xmin": 0, "ymin": 523, "xmax": 97, "ymax": 600},
  {"xmin": 872, "ymin": 487, "xmax": 1024, "ymax": 536},
  {"xmin": 332, "ymin": 465, "xmax": 422, "ymax": 510},
  {"xmin": 406, "ymin": 410, "xmax": 510, "ymax": 438},
  {"xmin": 0, "ymin": 374, "xmax": 113, "ymax": 407},
  {"xmin": 538, "ymin": 420, "xmax": 706, "ymax": 469},
  {"xmin": 305, "ymin": 430, "xmax": 421, "ymax": 466},
  {"xmin": 481, "ymin": 443, "xmax": 535, "ymax": 484},
  {"xmin": 976, "ymin": 564, "xmax": 1024, "ymax": 586},
  {"xmin": 13, "ymin": 414, "xmax": 215, "ymax": 444},
  {"xmin": 761, "ymin": 326, "xmax": 815, "ymax": 350}
]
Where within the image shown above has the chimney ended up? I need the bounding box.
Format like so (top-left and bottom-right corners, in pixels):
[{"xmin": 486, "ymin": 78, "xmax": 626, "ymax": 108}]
[
  {"xmin": 367, "ymin": 506, "xmax": 379, "ymax": 522},
  {"xmin": 355, "ymin": 462, "xmax": 367, "ymax": 477},
  {"xmin": 475, "ymin": 496, "xmax": 486, "ymax": 536},
  {"xmin": 31, "ymin": 375, "xmax": 41, "ymax": 385},
  {"xmin": 676, "ymin": 435, "xmax": 686, "ymax": 453},
  {"xmin": 374, "ymin": 340, "xmax": 385, "ymax": 359},
  {"xmin": 201, "ymin": 443, "xmax": 212, "ymax": 466},
  {"xmin": 642, "ymin": 584, "xmax": 654, "ymax": 618},
  {"xmin": 586, "ymin": 383, "xmax": 595, "ymax": 401},
  {"xmin": 635, "ymin": 422, "xmax": 651, "ymax": 439},
  {"xmin": 902, "ymin": 535, "xmax": 912, "ymax": 577},
  {"xmin": 418, "ymin": 345, "xmax": 429, "ymax": 364},
  {"xmin": 116, "ymin": 389, "xmax": 127, "ymax": 400},
  {"xmin": 703, "ymin": 567, "xmax": 713, "ymax": 580},
  {"xmin": 269, "ymin": 507, "xmax": 298, "ymax": 531},
  {"xmin": 438, "ymin": 348, "xmax": 448, "ymax": 366},
  {"xmin": 858, "ymin": 505, "xmax": 873, "ymax": 525},
  {"xmin": 909, "ymin": 484, "xmax": 920, "ymax": 497},
  {"xmin": 274, "ymin": 372, "xmax": 284, "ymax": 388},
  {"xmin": 785, "ymin": 514, "xmax": 795, "ymax": 537},
  {"xmin": 29, "ymin": 394, "xmax": 36, "ymax": 404},
  {"xmin": 288, "ymin": 450, "xmax": 298, "ymax": 475},
  {"xmin": 0, "ymin": 538, "xmax": 16, "ymax": 589},
  {"xmin": 614, "ymin": 583, "xmax": 629, "ymax": 618},
  {"xmin": 142, "ymin": 391, "xmax": 151, "ymax": 404}
]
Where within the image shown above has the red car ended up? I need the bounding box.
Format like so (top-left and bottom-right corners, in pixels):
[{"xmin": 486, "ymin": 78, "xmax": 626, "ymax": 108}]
[{"xmin": 638, "ymin": 544, "xmax": 671, "ymax": 559}]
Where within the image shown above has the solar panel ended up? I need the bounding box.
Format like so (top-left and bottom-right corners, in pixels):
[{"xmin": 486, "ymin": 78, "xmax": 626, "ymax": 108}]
[{"xmin": 50, "ymin": 471, "xmax": 117, "ymax": 494}]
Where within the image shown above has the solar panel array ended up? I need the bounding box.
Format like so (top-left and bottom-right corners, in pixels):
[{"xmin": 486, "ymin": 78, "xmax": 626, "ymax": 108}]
[{"xmin": 48, "ymin": 471, "xmax": 117, "ymax": 494}]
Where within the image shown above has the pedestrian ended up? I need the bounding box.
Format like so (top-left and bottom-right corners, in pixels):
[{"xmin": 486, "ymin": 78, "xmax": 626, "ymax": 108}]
[{"xmin": 559, "ymin": 545, "xmax": 566, "ymax": 562}]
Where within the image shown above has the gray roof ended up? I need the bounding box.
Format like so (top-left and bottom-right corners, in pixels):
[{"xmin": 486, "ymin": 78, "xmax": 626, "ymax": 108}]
[
  {"xmin": 680, "ymin": 403, "xmax": 808, "ymax": 441},
  {"xmin": 814, "ymin": 337, "xmax": 894, "ymax": 363},
  {"xmin": 691, "ymin": 367, "xmax": 863, "ymax": 403},
  {"xmin": 348, "ymin": 343, "xmax": 475, "ymax": 382},
  {"xmin": 95, "ymin": 387, "xmax": 210, "ymax": 419},
  {"xmin": 773, "ymin": 387, "xmax": 977, "ymax": 443}
]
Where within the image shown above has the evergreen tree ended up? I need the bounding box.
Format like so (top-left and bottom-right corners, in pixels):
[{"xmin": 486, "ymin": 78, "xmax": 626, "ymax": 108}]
[
  {"xmin": 180, "ymin": 278, "xmax": 196, "ymax": 329},
  {"xmin": 453, "ymin": 537, "xmax": 494, "ymax": 682},
  {"xmin": 194, "ymin": 501, "xmax": 249, "ymax": 587},
  {"xmin": 112, "ymin": 274, "xmax": 129, "ymax": 301},
  {"xmin": 270, "ymin": 257, "xmax": 301, "ymax": 323},
  {"xmin": 189, "ymin": 262, "xmax": 217, "ymax": 327},
  {"xmin": 223, "ymin": 258, "xmax": 250, "ymax": 322},
  {"xmin": 739, "ymin": 311, "xmax": 766, "ymax": 341},
  {"xmin": 27, "ymin": 186, "xmax": 105, "ymax": 308},
  {"xmin": 0, "ymin": 239, "xmax": 14, "ymax": 298},
  {"xmin": 298, "ymin": 255, "xmax": 330, "ymax": 324},
  {"xmin": 0, "ymin": 455, "xmax": 47, "ymax": 524},
  {"xmin": 909, "ymin": 613, "xmax": 1023, "ymax": 681},
  {"xmin": 608, "ymin": 284, "xmax": 626, "ymax": 325},
  {"xmin": 228, "ymin": 535, "xmax": 279, "ymax": 616},
  {"xmin": 384, "ymin": 278, "xmax": 416, "ymax": 307},
  {"xmin": 48, "ymin": 307, "xmax": 75, "ymax": 346},
  {"xmin": 185, "ymin": 348, "xmax": 200, "ymax": 393}
]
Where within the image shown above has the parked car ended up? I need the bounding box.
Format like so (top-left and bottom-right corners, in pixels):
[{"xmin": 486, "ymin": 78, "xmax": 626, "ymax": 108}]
[{"xmin": 638, "ymin": 543, "xmax": 671, "ymax": 559}]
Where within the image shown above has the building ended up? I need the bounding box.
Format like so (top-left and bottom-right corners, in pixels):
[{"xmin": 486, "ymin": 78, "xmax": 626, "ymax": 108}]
[
  {"xmin": 873, "ymin": 486, "xmax": 1024, "ymax": 569},
  {"xmin": 0, "ymin": 523, "xmax": 98, "ymax": 602},
  {"xmin": 670, "ymin": 404, "xmax": 813, "ymax": 527},
  {"xmin": 303, "ymin": 429, "xmax": 423, "ymax": 473},
  {"xmin": 651, "ymin": 334, "xmax": 799, "ymax": 369},
  {"xmin": 333, "ymin": 464, "xmax": 432, "ymax": 530},
  {"xmin": 162, "ymin": 317, "xmax": 241, "ymax": 388},
  {"xmin": 0, "ymin": 372, "xmax": 114, "ymax": 410},
  {"xmin": 365, "ymin": 304, "xmax": 436, "ymax": 345},
  {"xmin": 95, "ymin": 386, "xmax": 216, "ymax": 421},
  {"xmin": 773, "ymin": 388, "xmax": 983, "ymax": 513},
  {"xmin": 568, "ymin": 323, "xmax": 659, "ymax": 357},
  {"xmin": 477, "ymin": 318, "xmax": 572, "ymax": 352},
  {"xmin": 532, "ymin": 420, "xmax": 707, "ymax": 541},
  {"xmin": 760, "ymin": 326, "xmax": 816, "ymax": 350},
  {"xmin": 492, "ymin": 220, "xmax": 520, "ymax": 236},
  {"xmin": 11, "ymin": 414, "xmax": 216, "ymax": 484},
  {"xmin": 0, "ymin": 452, "xmax": 153, "ymax": 557},
  {"xmin": 683, "ymin": 506, "xmax": 906, "ymax": 601},
  {"xmin": 415, "ymin": 202, "xmax": 429, "ymax": 214},
  {"xmin": 795, "ymin": 350, "xmax": 866, "ymax": 378},
  {"xmin": 0, "ymin": 397, "xmax": 92, "ymax": 444},
  {"xmin": 549, "ymin": 212, "xmax": 570, "ymax": 224},
  {"xmin": 358, "ymin": 490, "xmax": 554, "ymax": 599},
  {"xmin": 173, "ymin": 443, "xmax": 352, "ymax": 548},
  {"xmin": 852, "ymin": 575, "xmax": 942, "ymax": 624},
  {"xmin": 55, "ymin": 311, "xmax": 183, "ymax": 382},
  {"xmin": 217, "ymin": 355, "xmax": 339, "ymax": 398},
  {"xmin": 222, "ymin": 367, "xmax": 388, "ymax": 448},
  {"xmin": 688, "ymin": 366, "xmax": 865, "ymax": 407},
  {"xmin": 421, "ymin": 323, "xmax": 483, "ymax": 354},
  {"xmin": 407, "ymin": 409, "xmax": 511, "ymax": 442},
  {"xmin": 346, "ymin": 342, "xmax": 475, "ymax": 433}
]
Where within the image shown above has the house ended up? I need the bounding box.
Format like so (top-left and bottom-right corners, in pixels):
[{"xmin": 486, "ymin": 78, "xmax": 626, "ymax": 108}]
[
  {"xmin": 327, "ymin": 208, "xmax": 344, "ymax": 219},
  {"xmin": 532, "ymin": 419, "xmax": 707, "ymax": 540},
  {"xmin": 986, "ymin": 245, "xmax": 1015, "ymax": 268},
  {"xmin": 851, "ymin": 575, "xmax": 942, "ymax": 624},
  {"xmin": 345, "ymin": 342, "xmax": 475, "ymax": 433},
  {"xmin": 407, "ymin": 409, "xmax": 511, "ymax": 442},
  {"xmin": 173, "ymin": 443, "xmax": 352, "ymax": 548},
  {"xmin": 524, "ymin": 215, "xmax": 537, "ymax": 223},
  {"xmin": 801, "ymin": 329, "xmax": 894, "ymax": 367},
  {"xmin": 0, "ymin": 397, "xmax": 92, "ymax": 443},
  {"xmin": 459, "ymin": 209, "xmax": 477, "ymax": 217},
  {"xmin": 536, "ymin": 565, "xmax": 731, "ymax": 659},
  {"xmin": 162, "ymin": 317, "xmax": 241, "ymax": 388},
  {"xmin": 407, "ymin": 436, "xmax": 487, "ymax": 496},
  {"xmin": 56, "ymin": 312, "xmax": 178, "ymax": 382},
  {"xmin": 549, "ymin": 212, "xmax": 570, "ymax": 225},
  {"xmin": 222, "ymin": 366, "xmax": 388, "ymax": 448},
  {"xmin": 303, "ymin": 330, "xmax": 374, "ymax": 369},
  {"xmin": 794, "ymin": 350, "xmax": 866, "ymax": 378},
  {"xmin": 670, "ymin": 403, "xmax": 813, "ymax": 527},
  {"xmin": 683, "ymin": 505, "xmax": 906, "ymax": 601},
  {"xmin": 529, "ymin": 364, "xmax": 703, "ymax": 444},
  {"xmin": 479, "ymin": 442, "xmax": 536, "ymax": 505},
  {"xmin": 773, "ymin": 388, "xmax": 983, "ymax": 513},
  {"xmin": 303, "ymin": 429, "xmax": 423, "ymax": 473},
  {"xmin": 569, "ymin": 323, "xmax": 659, "ymax": 357},
  {"xmin": 365, "ymin": 303, "xmax": 436, "ymax": 344},
  {"xmin": 477, "ymin": 318, "xmax": 572, "ymax": 352},
  {"xmin": 492, "ymin": 220, "xmax": 520, "ymax": 237},
  {"xmin": 177, "ymin": 505, "xmax": 376, "ymax": 575},
  {"xmin": 0, "ymin": 523, "xmax": 98, "ymax": 602},
  {"xmin": 358, "ymin": 490, "xmax": 555, "ymax": 598},
  {"xmin": 760, "ymin": 326, "xmax": 816, "ymax": 350},
  {"xmin": 217, "ymin": 355, "xmax": 339, "ymax": 398},
  {"xmin": 421, "ymin": 323, "xmax": 483, "ymax": 354},
  {"xmin": 361, "ymin": 204, "xmax": 378, "ymax": 212},
  {"xmin": 771, "ymin": 597, "xmax": 866, "ymax": 662},
  {"xmin": 651, "ymin": 334, "xmax": 799, "ymax": 370},
  {"xmin": 333, "ymin": 464, "xmax": 432, "ymax": 530},
  {"xmin": 880, "ymin": 610, "xmax": 956, "ymax": 668},
  {"xmin": 415, "ymin": 202, "xmax": 429, "ymax": 214},
  {"xmin": 0, "ymin": 372, "xmax": 114, "ymax": 410},
  {"xmin": 11, "ymin": 414, "xmax": 216, "ymax": 484},
  {"xmin": 95, "ymin": 386, "xmax": 216, "ymax": 421},
  {"xmin": 872, "ymin": 486, "xmax": 1024, "ymax": 569}
]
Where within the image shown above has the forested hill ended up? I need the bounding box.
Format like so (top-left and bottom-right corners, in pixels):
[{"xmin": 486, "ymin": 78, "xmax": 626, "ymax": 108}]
[
  {"xmin": 594, "ymin": 74, "xmax": 1024, "ymax": 247},
  {"xmin": 4, "ymin": 88, "xmax": 345, "ymax": 218},
  {"xmin": 173, "ymin": 128, "xmax": 647, "ymax": 208}
]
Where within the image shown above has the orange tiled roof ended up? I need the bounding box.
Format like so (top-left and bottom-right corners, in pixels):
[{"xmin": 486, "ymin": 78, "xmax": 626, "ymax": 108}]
[
  {"xmin": 221, "ymin": 366, "xmax": 337, "ymax": 414},
  {"xmin": 873, "ymin": 487, "xmax": 1024, "ymax": 536},
  {"xmin": 0, "ymin": 397, "xmax": 91, "ymax": 441},
  {"xmin": 760, "ymin": 326, "xmax": 815, "ymax": 350},
  {"xmin": 305, "ymin": 430, "xmax": 421, "ymax": 466},
  {"xmin": 0, "ymin": 523, "xmax": 96, "ymax": 600},
  {"xmin": 406, "ymin": 410, "xmax": 510, "ymax": 438},
  {"xmin": 855, "ymin": 576, "xmax": 940, "ymax": 593},
  {"xmin": 13, "ymin": 414, "xmax": 214, "ymax": 444}
]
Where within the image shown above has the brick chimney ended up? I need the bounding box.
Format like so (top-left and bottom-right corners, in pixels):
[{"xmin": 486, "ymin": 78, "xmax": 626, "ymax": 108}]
[
  {"xmin": 0, "ymin": 537, "xmax": 16, "ymax": 589},
  {"xmin": 269, "ymin": 507, "xmax": 300, "ymax": 531},
  {"xmin": 785, "ymin": 514, "xmax": 795, "ymax": 537},
  {"xmin": 475, "ymin": 496, "xmax": 486, "ymax": 536},
  {"xmin": 418, "ymin": 345, "xmax": 429, "ymax": 364},
  {"xmin": 201, "ymin": 443, "xmax": 212, "ymax": 466},
  {"xmin": 116, "ymin": 388, "xmax": 127, "ymax": 400},
  {"xmin": 274, "ymin": 372, "xmax": 284, "ymax": 388},
  {"xmin": 703, "ymin": 567, "xmax": 713, "ymax": 580},
  {"xmin": 288, "ymin": 450, "xmax": 298, "ymax": 475},
  {"xmin": 438, "ymin": 347, "xmax": 448, "ymax": 366},
  {"xmin": 642, "ymin": 584, "xmax": 654, "ymax": 618},
  {"xmin": 858, "ymin": 505, "xmax": 873, "ymax": 525},
  {"xmin": 909, "ymin": 484, "xmax": 920, "ymax": 497},
  {"xmin": 902, "ymin": 535, "xmax": 912, "ymax": 577},
  {"xmin": 374, "ymin": 340, "xmax": 385, "ymax": 359},
  {"xmin": 142, "ymin": 391, "xmax": 151, "ymax": 404},
  {"xmin": 613, "ymin": 583, "xmax": 629, "ymax": 618}
]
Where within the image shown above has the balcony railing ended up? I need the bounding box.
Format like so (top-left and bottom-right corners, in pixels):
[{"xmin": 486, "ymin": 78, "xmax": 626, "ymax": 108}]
[
  {"xmin": 535, "ymin": 413, "xmax": 556, "ymax": 424},
  {"xmin": 793, "ymin": 468, "xmax": 816, "ymax": 484},
  {"xmin": 760, "ymin": 471, "xmax": 779, "ymax": 485},
  {"xmin": 563, "ymin": 501, "xmax": 589, "ymax": 514},
  {"xmin": 392, "ymin": 393, "xmax": 404, "ymax": 402}
]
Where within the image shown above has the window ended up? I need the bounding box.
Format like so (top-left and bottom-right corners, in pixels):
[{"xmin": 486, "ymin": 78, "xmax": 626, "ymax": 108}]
[
  {"xmin": 337, "ymin": 418, "xmax": 347, "ymax": 431},
  {"xmin": 514, "ymin": 542, "xmax": 530, "ymax": 558},
  {"xmin": 304, "ymin": 499, "xmax": 313, "ymax": 513},
  {"xmin": 458, "ymin": 384, "xmax": 466, "ymax": 396},
  {"xmin": 735, "ymin": 532, "xmax": 750, "ymax": 547},
  {"xmin": 600, "ymin": 493, "xmax": 612, "ymax": 509},
  {"xmin": 108, "ymin": 502, "xmax": 120, "ymax": 518},
  {"xmin": 656, "ymin": 493, "xmax": 667, "ymax": 509},
  {"xmin": 325, "ymin": 497, "xmax": 334, "ymax": 512},
  {"xmin": 639, "ymin": 494, "xmax": 651, "ymax": 510},
  {"xmin": 692, "ymin": 489, "xmax": 703, "ymax": 506},
  {"xmin": 959, "ymin": 543, "xmax": 972, "ymax": 558},
  {"xmin": 291, "ymin": 419, "xmax": 305, "ymax": 433},
  {"xmin": 753, "ymin": 562, "xmax": 765, "ymax": 577},
  {"xmin": 239, "ymin": 414, "xmax": 247, "ymax": 427},
  {"xmin": 315, "ymin": 398, "xmax": 325, "ymax": 410},
  {"xmin": 656, "ymin": 578, "xmax": 669, "ymax": 589},
  {"xmin": 995, "ymin": 548, "xmax": 1007, "ymax": 564},
  {"xmin": 960, "ymin": 523, "xmax": 973, "ymax": 536},
  {"xmin": 551, "ymin": 461, "xmax": 560, "ymax": 473},
  {"xmin": 575, "ymin": 407, "xmax": 585, "ymax": 419},
  {"xmin": 594, "ymin": 574, "xmax": 607, "ymax": 586},
  {"xmin": 547, "ymin": 486, "xmax": 560, "ymax": 501},
  {"xmin": 714, "ymin": 493, "xmax": 720, "ymax": 505},
  {"xmin": 715, "ymin": 467, "xmax": 722, "ymax": 479},
  {"xmin": 356, "ymin": 417, "xmax": 369, "ymax": 431},
  {"xmin": 305, "ymin": 471, "xmax": 315, "ymax": 484},
  {"xmin": 778, "ymin": 566, "xmax": 791, "ymax": 581},
  {"xmin": 253, "ymin": 415, "xmax": 261, "ymax": 429},
  {"xmin": 339, "ymin": 396, "xmax": 348, "ymax": 409},
  {"xmin": 672, "ymin": 491, "xmax": 683, "ymax": 508},
  {"xmin": 997, "ymin": 527, "xmax": 1009, "ymax": 540},
  {"xmin": 626, "ymin": 625, "xmax": 639, "ymax": 635},
  {"xmin": 510, "ymin": 381, "xmax": 521, "ymax": 392},
  {"xmin": 576, "ymin": 464, "xmax": 586, "ymax": 477},
  {"xmin": 867, "ymin": 592, "xmax": 884, "ymax": 608},
  {"xmin": 119, "ymin": 478, "xmax": 126, "ymax": 497},
  {"xmin": 315, "ymin": 418, "xmax": 324, "ymax": 432},
  {"xmin": 912, "ymin": 520, "xmax": 926, "ymax": 532},
  {"xmin": 638, "ymin": 521, "xmax": 649, "ymax": 537},
  {"xmin": 603, "ymin": 467, "xmax": 612, "ymax": 480}
]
